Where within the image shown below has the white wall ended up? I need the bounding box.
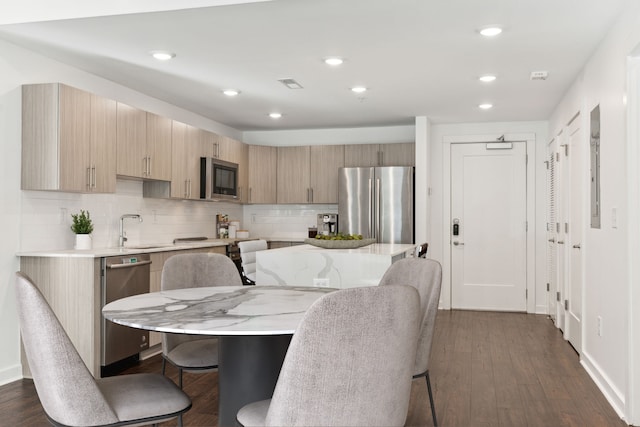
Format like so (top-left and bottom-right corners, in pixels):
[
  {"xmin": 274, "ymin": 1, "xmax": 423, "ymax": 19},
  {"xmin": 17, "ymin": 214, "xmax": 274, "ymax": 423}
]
[
  {"xmin": 547, "ymin": 2, "xmax": 640, "ymax": 420},
  {"xmin": 0, "ymin": 39, "xmax": 245, "ymax": 385}
]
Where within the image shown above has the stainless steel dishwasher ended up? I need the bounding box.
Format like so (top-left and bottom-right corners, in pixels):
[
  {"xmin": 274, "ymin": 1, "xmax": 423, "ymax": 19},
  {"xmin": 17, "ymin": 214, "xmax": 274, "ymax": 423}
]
[{"xmin": 101, "ymin": 253, "xmax": 151, "ymax": 368}]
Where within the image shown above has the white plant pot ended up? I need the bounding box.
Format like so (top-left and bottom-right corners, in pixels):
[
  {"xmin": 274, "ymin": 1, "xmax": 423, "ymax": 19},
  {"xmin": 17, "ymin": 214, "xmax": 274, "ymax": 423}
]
[{"xmin": 75, "ymin": 234, "xmax": 92, "ymax": 250}]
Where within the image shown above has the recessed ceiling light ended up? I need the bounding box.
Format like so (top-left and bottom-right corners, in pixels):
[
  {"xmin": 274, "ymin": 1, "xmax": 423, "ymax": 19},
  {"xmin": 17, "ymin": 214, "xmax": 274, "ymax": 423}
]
[
  {"xmin": 479, "ymin": 103, "xmax": 493, "ymax": 110},
  {"xmin": 479, "ymin": 27, "xmax": 502, "ymax": 37},
  {"xmin": 351, "ymin": 86, "xmax": 367, "ymax": 93},
  {"xmin": 269, "ymin": 112, "xmax": 282, "ymax": 119},
  {"xmin": 223, "ymin": 89, "xmax": 240, "ymax": 97},
  {"xmin": 150, "ymin": 51, "xmax": 176, "ymax": 61},
  {"xmin": 324, "ymin": 57, "xmax": 344, "ymax": 66},
  {"xmin": 479, "ymin": 75, "xmax": 497, "ymax": 83}
]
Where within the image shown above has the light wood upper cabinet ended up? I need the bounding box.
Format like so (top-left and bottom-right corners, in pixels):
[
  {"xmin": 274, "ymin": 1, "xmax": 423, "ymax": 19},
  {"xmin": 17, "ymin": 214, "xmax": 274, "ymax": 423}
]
[
  {"xmin": 277, "ymin": 146, "xmax": 311, "ymax": 204},
  {"xmin": 310, "ymin": 145, "xmax": 344, "ymax": 203},
  {"xmin": 145, "ymin": 113, "xmax": 172, "ymax": 181},
  {"xmin": 276, "ymin": 145, "xmax": 344, "ymax": 204},
  {"xmin": 344, "ymin": 143, "xmax": 415, "ymax": 167},
  {"xmin": 248, "ymin": 145, "xmax": 277, "ymax": 204},
  {"xmin": 22, "ymin": 83, "xmax": 116, "ymax": 193},
  {"xmin": 171, "ymin": 121, "xmax": 209, "ymax": 200},
  {"xmin": 117, "ymin": 105, "xmax": 172, "ymax": 181}
]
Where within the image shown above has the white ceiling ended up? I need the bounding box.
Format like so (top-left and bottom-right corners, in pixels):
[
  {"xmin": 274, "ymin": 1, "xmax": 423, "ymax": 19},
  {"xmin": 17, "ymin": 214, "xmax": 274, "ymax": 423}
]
[{"xmin": 0, "ymin": 0, "xmax": 627, "ymax": 131}]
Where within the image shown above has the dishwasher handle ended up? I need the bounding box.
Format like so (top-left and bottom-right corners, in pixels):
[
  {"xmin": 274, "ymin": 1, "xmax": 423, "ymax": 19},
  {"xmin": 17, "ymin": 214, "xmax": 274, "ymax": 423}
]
[{"xmin": 107, "ymin": 260, "xmax": 152, "ymax": 269}]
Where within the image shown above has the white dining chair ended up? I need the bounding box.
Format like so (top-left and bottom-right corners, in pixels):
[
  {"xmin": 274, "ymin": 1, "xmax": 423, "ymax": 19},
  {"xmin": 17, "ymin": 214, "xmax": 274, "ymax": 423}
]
[
  {"xmin": 15, "ymin": 271, "xmax": 192, "ymax": 427},
  {"xmin": 378, "ymin": 257, "xmax": 443, "ymax": 426},
  {"xmin": 236, "ymin": 285, "xmax": 420, "ymax": 427},
  {"xmin": 161, "ymin": 253, "xmax": 242, "ymax": 388}
]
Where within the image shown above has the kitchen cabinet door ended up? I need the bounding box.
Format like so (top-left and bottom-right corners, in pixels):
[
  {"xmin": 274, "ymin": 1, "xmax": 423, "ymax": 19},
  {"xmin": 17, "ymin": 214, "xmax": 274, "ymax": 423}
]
[
  {"xmin": 277, "ymin": 146, "xmax": 311, "ymax": 204},
  {"xmin": 170, "ymin": 122, "xmax": 209, "ymax": 200},
  {"xmin": 89, "ymin": 94, "xmax": 117, "ymax": 193},
  {"xmin": 146, "ymin": 113, "xmax": 172, "ymax": 181},
  {"xmin": 310, "ymin": 145, "xmax": 344, "ymax": 203},
  {"xmin": 380, "ymin": 142, "xmax": 414, "ymax": 166},
  {"xmin": 248, "ymin": 145, "xmax": 277, "ymax": 204},
  {"xmin": 22, "ymin": 84, "xmax": 116, "ymax": 193},
  {"xmin": 344, "ymin": 144, "xmax": 380, "ymax": 167},
  {"xmin": 218, "ymin": 136, "xmax": 249, "ymax": 202},
  {"xmin": 116, "ymin": 103, "xmax": 147, "ymax": 178},
  {"xmin": 344, "ymin": 143, "xmax": 415, "ymax": 167}
]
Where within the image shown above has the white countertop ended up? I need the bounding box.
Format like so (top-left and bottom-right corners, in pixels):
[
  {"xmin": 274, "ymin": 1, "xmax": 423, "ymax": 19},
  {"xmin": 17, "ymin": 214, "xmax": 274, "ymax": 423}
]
[
  {"xmin": 16, "ymin": 239, "xmax": 231, "ymax": 258},
  {"xmin": 266, "ymin": 243, "xmax": 416, "ymax": 257}
]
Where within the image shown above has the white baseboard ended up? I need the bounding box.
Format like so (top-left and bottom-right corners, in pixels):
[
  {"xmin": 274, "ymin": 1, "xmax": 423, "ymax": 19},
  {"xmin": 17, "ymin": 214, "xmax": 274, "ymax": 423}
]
[
  {"xmin": 581, "ymin": 350, "xmax": 627, "ymax": 422},
  {"xmin": 0, "ymin": 363, "xmax": 23, "ymax": 386},
  {"xmin": 534, "ymin": 304, "xmax": 548, "ymax": 315}
]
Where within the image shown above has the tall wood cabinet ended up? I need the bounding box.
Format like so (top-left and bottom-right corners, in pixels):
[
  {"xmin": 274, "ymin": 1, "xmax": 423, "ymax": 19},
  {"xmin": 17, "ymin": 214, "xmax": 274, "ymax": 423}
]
[
  {"xmin": 116, "ymin": 105, "xmax": 172, "ymax": 181},
  {"xmin": 344, "ymin": 142, "xmax": 414, "ymax": 167},
  {"xmin": 171, "ymin": 122, "xmax": 213, "ymax": 200},
  {"xmin": 276, "ymin": 145, "xmax": 345, "ymax": 204},
  {"xmin": 22, "ymin": 83, "xmax": 116, "ymax": 193},
  {"xmin": 248, "ymin": 145, "xmax": 277, "ymax": 204}
]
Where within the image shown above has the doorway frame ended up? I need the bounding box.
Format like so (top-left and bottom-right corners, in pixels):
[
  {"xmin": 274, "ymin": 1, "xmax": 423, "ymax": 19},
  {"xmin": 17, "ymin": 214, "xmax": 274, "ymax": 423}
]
[
  {"xmin": 441, "ymin": 133, "xmax": 536, "ymax": 313},
  {"xmin": 625, "ymin": 54, "xmax": 640, "ymax": 425}
]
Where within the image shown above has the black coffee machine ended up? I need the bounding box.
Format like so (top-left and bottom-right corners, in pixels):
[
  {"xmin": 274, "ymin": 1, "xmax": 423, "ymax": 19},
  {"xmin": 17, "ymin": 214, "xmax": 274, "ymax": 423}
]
[{"xmin": 317, "ymin": 213, "xmax": 338, "ymax": 236}]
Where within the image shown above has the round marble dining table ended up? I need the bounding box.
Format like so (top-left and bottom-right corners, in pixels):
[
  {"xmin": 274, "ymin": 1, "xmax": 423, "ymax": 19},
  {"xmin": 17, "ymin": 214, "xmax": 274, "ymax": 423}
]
[{"xmin": 102, "ymin": 285, "xmax": 336, "ymax": 426}]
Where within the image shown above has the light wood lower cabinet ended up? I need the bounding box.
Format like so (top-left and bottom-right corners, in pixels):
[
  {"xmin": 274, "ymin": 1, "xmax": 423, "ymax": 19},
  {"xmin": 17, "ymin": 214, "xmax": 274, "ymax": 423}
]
[{"xmin": 19, "ymin": 245, "xmax": 228, "ymax": 378}]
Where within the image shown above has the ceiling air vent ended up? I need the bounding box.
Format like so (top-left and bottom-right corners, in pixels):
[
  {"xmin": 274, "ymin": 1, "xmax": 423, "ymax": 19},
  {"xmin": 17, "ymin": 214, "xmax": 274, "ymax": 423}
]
[
  {"xmin": 530, "ymin": 71, "xmax": 549, "ymax": 81},
  {"xmin": 278, "ymin": 78, "xmax": 304, "ymax": 89}
]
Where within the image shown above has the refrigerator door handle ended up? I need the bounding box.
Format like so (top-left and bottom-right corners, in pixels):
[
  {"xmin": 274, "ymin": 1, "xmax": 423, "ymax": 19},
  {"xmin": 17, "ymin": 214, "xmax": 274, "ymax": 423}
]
[
  {"xmin": 375, "ymin": 178, "xmax": 381, "ymax": 242},
  {"xmin": 368, "ymin": 178, "xmax": 373, "ymax": 239}
]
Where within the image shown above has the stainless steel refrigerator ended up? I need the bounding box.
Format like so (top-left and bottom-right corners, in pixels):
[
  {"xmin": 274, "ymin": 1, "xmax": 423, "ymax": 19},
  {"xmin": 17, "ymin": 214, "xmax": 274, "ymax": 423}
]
[{"xmin": 338, "ymin": 167, "xmax": 414, "ymax": 243}]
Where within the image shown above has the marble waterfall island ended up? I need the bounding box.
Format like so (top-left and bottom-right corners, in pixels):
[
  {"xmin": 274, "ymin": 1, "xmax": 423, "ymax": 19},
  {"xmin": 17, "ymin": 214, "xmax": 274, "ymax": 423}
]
[{"xmin": 256, "ymin": 243, "xmax": 416, "ymax": 288}]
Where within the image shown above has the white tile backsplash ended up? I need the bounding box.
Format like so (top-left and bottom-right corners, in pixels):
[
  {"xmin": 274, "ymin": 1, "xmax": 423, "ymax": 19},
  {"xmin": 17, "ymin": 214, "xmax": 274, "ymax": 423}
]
[
  {"xmin": 19, "ymin": 179, "xmax": 242, "ymax": 251},
  {"xmin": 243, "ymin": 204, "xmax": 337, "ymax": 240},
  {"xmin": 19, "ymin": 179, "xmax": 337, "ymax": 251}
]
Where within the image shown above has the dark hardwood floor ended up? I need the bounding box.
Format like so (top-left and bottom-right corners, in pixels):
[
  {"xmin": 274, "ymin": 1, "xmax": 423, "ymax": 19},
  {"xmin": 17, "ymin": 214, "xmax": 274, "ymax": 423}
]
[{"xmin": 0, "ymin": 310, "xmax": 628, "ymax": 427}]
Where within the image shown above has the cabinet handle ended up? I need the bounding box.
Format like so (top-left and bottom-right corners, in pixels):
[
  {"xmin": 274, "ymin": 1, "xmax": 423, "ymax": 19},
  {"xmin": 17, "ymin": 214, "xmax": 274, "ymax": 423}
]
[
  {"xmin": 92, "ymin": 166, "xmax": 96, "ymax": 189},
  {"xmin": 147, "ymin": 156, "xmax": 152, "ymax": 176},
  {"xmin": 86, "ymin": 167, "xmax": 91, "ymax": 189},
  {"xmin": 188, "ymin": 179, "xmax": 192, "ymax": 198},
  {"xmin": 249, "ymin": 187, "xmax": 252, "ymax": 203},
  {"xmin": 184, "ymin": 179, "xmax": 189, "ymax": 198},
  {"xmin": 310, "ymin": 188, "xmax": 314, "ymax": 203},
  {"xmin": 143, "ymin": 157, "xmax": 148, "ymax": 176},
  {"xmin": 307, "ymin": 188, "xmax": 310, "ymax": 203}
]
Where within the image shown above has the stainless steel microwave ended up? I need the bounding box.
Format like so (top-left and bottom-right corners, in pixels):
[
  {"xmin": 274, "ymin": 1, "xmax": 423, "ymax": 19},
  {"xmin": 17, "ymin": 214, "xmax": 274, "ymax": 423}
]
[{"xmin": 200, "ymin": 157, "xmax": 238, "ymax": 200}]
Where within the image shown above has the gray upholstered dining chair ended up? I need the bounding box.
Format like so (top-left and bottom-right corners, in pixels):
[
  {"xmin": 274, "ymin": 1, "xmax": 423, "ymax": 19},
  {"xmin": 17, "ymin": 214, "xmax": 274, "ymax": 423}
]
[
  {"xmin": 236, "ymin": 285, "xmax": 420, "ymax": 427},
  {"xmin": 161, "ymin": 253, "xmax": 242, "ymax": 388},
  {"xmin": 378, "ymin": 257, "xmax": 443, "ymax": 426},
  {"xmin": 15, "ymin": 272, "xmax": 192, "ymax": 427},
  {"xmin": 238, "ymin": 239, "xmax": 268, "ymax": 285}
]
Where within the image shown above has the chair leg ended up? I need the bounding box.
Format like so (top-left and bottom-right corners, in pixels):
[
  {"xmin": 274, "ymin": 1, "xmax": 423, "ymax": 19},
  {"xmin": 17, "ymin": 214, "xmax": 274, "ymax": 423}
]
[
  {"xmin": 177, "ymin": 413, "xmax": 183, "ymax": 427},
  {"xmin": 425, "ymin": 370, "xmax": 437, "ymax": 426},
  {"xmin": 161, "ymin": 357, "xmax": 166, "ymax": 375},
  {"xmin": 178, "ymin": 367, "xmax": 183, "ymax": 389}
]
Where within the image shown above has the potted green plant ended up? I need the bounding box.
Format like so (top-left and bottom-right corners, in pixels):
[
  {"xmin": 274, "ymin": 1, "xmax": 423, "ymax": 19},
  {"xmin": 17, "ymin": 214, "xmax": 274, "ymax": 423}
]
[{"xmin": 71, "ymin": 210, "xmax": 94, "ymax": 250}]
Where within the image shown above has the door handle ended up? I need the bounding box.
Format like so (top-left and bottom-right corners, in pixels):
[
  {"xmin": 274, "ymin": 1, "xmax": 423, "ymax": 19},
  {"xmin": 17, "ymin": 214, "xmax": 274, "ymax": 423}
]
[
  {"xmin": 453, "ymin": 241, "xmax": 464, "ymax": 246},
  {"xmin": 572, "ymin": 244, "xmax": 581, "ymax": 249},
  {"xmin": 548, "ymin": 238, "xmax": 555, "ymax": 243},
  {"xmin": 557, "ymin": 240, "xmax": 565, "ymax": 244}
]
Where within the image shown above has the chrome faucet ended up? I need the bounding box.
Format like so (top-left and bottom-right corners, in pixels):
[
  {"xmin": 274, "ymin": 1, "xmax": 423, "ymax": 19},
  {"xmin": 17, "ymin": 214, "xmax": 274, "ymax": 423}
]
[{"xmin": 119, "ymin": 214, "xmax": 142, "ymax": 247}]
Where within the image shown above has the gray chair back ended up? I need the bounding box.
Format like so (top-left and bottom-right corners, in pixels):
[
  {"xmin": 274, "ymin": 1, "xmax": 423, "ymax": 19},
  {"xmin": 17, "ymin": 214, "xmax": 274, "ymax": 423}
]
[
  {"xmin": 15, "ymin": 272, "xmax": 119, "ymax": 426},
  {"xmin": 161, "ymin": 253, "xmax": 241, "ymax": 355},
  {"xmin": 265, "ymin": 286, "xmax": 420, "ymax": 427},
  {"xmin": 378, "ymin": 257, "xmax": 442, "ymax": 376},
  {"xmin": 238, "ymin": 239, "xmax": 268, "ymax": 282}
]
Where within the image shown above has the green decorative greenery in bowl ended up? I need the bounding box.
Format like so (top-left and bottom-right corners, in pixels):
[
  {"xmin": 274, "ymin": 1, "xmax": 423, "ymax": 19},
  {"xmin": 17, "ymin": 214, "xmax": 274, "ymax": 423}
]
[{"xmin": 70, "ymin": 210, "xmax": 94, "ymax": 234}]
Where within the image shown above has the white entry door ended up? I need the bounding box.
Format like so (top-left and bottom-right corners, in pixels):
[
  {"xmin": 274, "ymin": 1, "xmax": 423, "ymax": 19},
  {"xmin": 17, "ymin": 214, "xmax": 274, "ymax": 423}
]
[
  {"xmin": 566, "ymin": 117, "xmax": 583, "ymax": 353},
  {"xmin": 451, "ymin": 142, "xmax": 527, "ymax": 311}
]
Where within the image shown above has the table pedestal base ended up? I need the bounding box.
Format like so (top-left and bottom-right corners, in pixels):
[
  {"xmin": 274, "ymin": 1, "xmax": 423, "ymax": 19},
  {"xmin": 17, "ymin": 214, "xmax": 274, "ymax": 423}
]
[{"xmin": 218, "ymin": 335, "xmax": 291, "ymax": 427}]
